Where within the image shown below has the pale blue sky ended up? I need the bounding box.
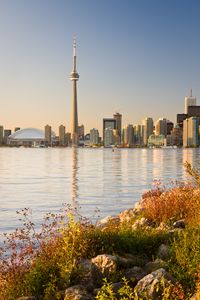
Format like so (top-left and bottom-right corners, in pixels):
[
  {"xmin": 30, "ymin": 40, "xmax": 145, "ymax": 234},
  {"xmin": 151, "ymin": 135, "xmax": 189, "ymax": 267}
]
[{"xmin": 0, "ymin": 0, "xmax": 200, "ymax": 134}]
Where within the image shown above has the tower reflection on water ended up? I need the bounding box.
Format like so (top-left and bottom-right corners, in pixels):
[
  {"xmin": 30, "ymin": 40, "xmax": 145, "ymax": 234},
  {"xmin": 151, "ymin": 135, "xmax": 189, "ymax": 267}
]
[{"xmin": 71, "ymin": 147, "xmax": 79, "ymax": 204}]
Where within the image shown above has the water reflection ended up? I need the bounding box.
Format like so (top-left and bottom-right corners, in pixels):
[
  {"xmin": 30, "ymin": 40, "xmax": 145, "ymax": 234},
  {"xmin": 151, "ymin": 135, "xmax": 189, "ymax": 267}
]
[{"xmin": 71, "ymin": 147, "xmax": 79, "ymax": 203}]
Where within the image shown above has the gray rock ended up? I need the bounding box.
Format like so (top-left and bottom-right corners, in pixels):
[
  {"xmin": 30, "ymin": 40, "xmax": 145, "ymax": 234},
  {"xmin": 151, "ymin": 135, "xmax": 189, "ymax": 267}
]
[
  {"xmin": 173, "ymin": 219, "xmax": 185, "ymax": 229},
  {"xmin": 96, "ymin": 216, "xmax": 120, "ymax": 229},
  {"xmin": 132, "ymin": 217, "xmax": 152, "ymax": 230},
  {"xmin": 157, "ymin": 244, "xmax": 170, "ymax": 260},
  {"xmin": 74, "ymin": 259, "xmax": 103, "ymax": 289},
  {"xmin": 134, "ymin": 268, "xmax": 176, "ymax": 300},
  {"xmin": 91, "ymin": 254, "xmax": 117, "ymax": 275},
  {"xmin": 123, "ymin": 266, "xmax": 147, "ymax": 286},
  {"xmin": 144, "ymin": 258, "xmax": 168, "ymax": 273},
  {"xmin": 64, "ymin": 285, "xmax": 94, "ymax": 300}
]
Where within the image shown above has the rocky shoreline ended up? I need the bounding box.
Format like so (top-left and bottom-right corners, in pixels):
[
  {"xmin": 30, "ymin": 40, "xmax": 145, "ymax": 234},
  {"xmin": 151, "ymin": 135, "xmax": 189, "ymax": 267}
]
[{"xmin": 16, "ymin": 197, "xmax": 199, "ymax": 300}]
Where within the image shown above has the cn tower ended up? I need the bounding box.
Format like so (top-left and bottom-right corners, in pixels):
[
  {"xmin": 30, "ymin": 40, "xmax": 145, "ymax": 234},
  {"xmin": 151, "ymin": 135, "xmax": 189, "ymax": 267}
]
[{"xmin": 69, "ymin": 39, "xmax": 79, "ymax": 146}]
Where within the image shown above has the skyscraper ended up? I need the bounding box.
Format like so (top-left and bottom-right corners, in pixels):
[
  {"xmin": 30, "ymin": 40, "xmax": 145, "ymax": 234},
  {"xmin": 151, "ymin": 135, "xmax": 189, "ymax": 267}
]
[
  {"xmin": 45, "ymin": 124, "xmax": 52, "ymax": 146},
  {"xmin": 103, "ymin": 118, "xmax": 116, "ymax": 145},
  {"xmin": 90, "ymin": 128, "xmax": 99, "ymax": 145},
  {"xmin": 59, "ymin": 125, "xmax": 66, "ymax": 146},
  {"xmin": 122, "ymin": 124, "xmax": 134, "ymax": 146},
  {"xmin": 142, "ymin": 117, "xmax": 153, "ymax": 146},
  {"xmin": 70, "ymin": 39, "xmax": 79, "ymax": 147},
  {"xmin": 113, "ymin": 112, "xmax": 122, "ymax": 143},
  {"xmin": 183, "ymin": 116, "xmax": 199, "ymax": 147},
  {"xmin": 155, "ymin": 118, "xmax": 167, "ymax": 137},
  {"xmin": 184, "ymin": 89, "xmax": 196, "ymax": 114}
]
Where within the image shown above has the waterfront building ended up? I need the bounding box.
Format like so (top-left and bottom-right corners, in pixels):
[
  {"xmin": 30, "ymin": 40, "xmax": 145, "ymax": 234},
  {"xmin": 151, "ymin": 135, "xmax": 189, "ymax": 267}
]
[
  {"xmin": 15, "ymin": 127, "xmax": 20, "ymax": 132},
  {"xmin": 183, "ymin": 116, "xmax": 199, "ymax": 147},
  {"xmin": 78, "ymin": 124, "xmax": 84, "ymax": 141},
  {"xmin": 113, "ymin": 112, "xmax": 122, "ymax": 144},
  {"xmin": 65, "ymin": 132, "xmax": 71, "ymax": 146},
  {"xmin": 188, "ymin": 106, "xmax": 200, "ymax": 119},
  {"xmin": 70, "ymin": 39, "xmax": 79, "ymax": 146},
  {"xmin": 155, "ymin": 118, "xmax": 167, "ymax": 137},
  {"xmin": 104, "ymin": 127, "xmax": 113, "ymax": 147},
  {"xmin": 8, "ymin": 128, "xmax": 46, "ymax": 147},
  {"xmin": 44, "ymin": 124, "xmax": 52, "ymax": 146},
  {"xmin": 4, "ymin": 129, "xmax": 12, "ymax": 144},
  {"xmin": 59, "ymin": 125, "xmax": 66, "ymax": 146},
  {"xmin": 148, "ymin": 134, "xmax": 165, "ymax": 147},
  {"xmin": 177, "ymin": 113, "xmax": 187, "ymax": 129},
  {"xmin": 184, "ymin": 89, "xmax": 196, "ymax": 114},
  {"xmin": 134, "ymin": 124, "xmax": 143, "ymax": 146},
  {"xmin": 122, "ymin": 124, "xmax": 134, "ymax": 147},
  {"xmin": 90, "ymin": 128, "xmax": 99, "ymax": 145},
  {"xmin": 167, "ymin": 120, "xmax": 174, "ymax": 135},
  {"xmin": 169, "ymin": 125, "xmax": 183, "ymax": 146},
  {"xmin": 142, "ymin": 117, "xmax": 153, "ymax": 146},
  {"xmin": 0, "ymin": 126, "xmax": 3, "ymax": 145},
  {"xmin": 103, "ymin": 118, "xmax": 116, "ymax": 144}
]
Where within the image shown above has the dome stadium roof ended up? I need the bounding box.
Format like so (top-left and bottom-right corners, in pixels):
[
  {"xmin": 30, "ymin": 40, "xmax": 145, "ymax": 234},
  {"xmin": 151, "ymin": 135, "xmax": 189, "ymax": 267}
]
[{"xmin": 9, "ymin": 128, "xmax": 45, "ymax": 141}]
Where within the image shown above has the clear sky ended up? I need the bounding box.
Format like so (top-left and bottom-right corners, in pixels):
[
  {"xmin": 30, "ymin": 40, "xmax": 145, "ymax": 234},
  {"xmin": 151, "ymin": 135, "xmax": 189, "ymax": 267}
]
[{"xmin": 1, "ymin": 0, "xmax": 200, "ymax": 135}]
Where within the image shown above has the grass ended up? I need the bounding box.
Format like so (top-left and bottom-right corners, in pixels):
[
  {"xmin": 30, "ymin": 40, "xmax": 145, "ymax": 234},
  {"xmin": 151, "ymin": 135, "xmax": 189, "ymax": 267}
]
[{"xmin": 0, "ymin": 162, "xmax": 199, "ymax": 299}]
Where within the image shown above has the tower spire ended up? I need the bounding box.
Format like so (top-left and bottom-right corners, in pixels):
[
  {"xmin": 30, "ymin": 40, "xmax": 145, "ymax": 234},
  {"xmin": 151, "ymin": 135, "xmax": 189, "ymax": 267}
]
[
  {"xmin": 69, "ymin": 38, "xmax": 79, "ymax": 147},
  {"xmin": 190, "ymin": 88, "xmax": 192, "ymax": 97},
  {"xmin": 73, "ymin": 37, "xmax": 77, "ymax": 72}
]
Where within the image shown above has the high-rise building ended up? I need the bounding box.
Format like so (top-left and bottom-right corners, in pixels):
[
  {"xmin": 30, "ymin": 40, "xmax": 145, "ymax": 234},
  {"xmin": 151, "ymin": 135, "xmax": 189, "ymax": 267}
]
[
  {"xmin": 142, "ymin": 117, "xmax": 153, "ymax": 146},
  {"xmin": 113, "ymin": 112, "xmax": 122, "ymax": 143},
  {"xmin": 103, "ymin": 118, "xmax": 116, "ymax": 144},
  {"xmin": 65, "ymin": 132, "xmax": 71, "ymax": 146},
  {"xmin": 70, "ymin": 39, "xmax": 79, "ymax": 146},
  {"xmin": 90, "ymin": 128, "xmax": 99, "ymax": 145},
  {"xmin": 184, "ymin": 89, "xmax": 196, "ymax": 114},
  {"xmin": 78, "ymin": 124, "xmax": 84, "ymax": 141},
  {"xmin": 167, "ymin": 120, "xmax": 174, "ymax": 135},
  {"xmin": 104, "ymin": 128, "xmax": 113, "ymax": 147},
  {"xmin": 134, "ymin": 124, "xmax": 143, "ymax": 146},
  {"xmin": 177, "ymin": 113, "xmax": 187, "ymax": 129},
  {"xmin": 170, "ymin": 125, "xmax": 183, "ymax": 146},
  {"xmin": 183, "ymin": 116, "xmax": 199, "ymax": 147},
  {"xmin": 45, "ymin": 124, "xmax": 52, "ymax": 146},
  {"xmin": 122, "ymin": 124, "xmax": 134, "ymax": 146},
  {"xmin": 0, "ymin": 126, "xmax": 3, "ymax": 145},
  {"xmin": 155, "ymin": 118, "xmax": 167, "ymax": 137},
  {"xmin": 59, "ymin": 125, "xmax": 66, "ymax": 146},
  {"xmin": 188, "ymin": 106, "xmax": 200, "ymax": 119}
]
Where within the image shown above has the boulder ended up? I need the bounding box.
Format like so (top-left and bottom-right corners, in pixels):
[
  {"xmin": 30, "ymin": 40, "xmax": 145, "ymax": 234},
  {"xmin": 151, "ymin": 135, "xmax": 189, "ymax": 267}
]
[
  {"xmin": 144, "ymin": 258, "xmax": 167, "ymax": 273},
  {"xmin": 73, "ymin": 259, "xmax": 103, "ymax": 290},
  {"xmin": 134, "ymin": 268, "xmax": 176, "ymax": 300},
  {"xmin": 123, "ymin": 266, "xmax": 147, "ymax": 286},
  {"xmin": 132, "ymin": 217, "xmax": 152, "ymax": 230},
  {"xmin": 96, "ymin": 216, "xmax": 120, "ymax": 229},
  {"xmin": 91, "ymin": 254, "xmax": 117, "ymax": 275},
  {"xmin": 64, "ymin": 285, "xmax": 94, "ymax": 300},
  {"xmin": 157, "ymin": 244, "xmax": 170, "ymax": 260}
]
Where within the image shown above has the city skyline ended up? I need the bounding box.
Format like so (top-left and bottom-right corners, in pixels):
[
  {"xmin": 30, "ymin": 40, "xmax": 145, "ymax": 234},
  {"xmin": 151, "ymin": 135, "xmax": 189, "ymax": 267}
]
[{"xmin": 1, "ymin": 1, "xmax": 200, "ymax": 134}]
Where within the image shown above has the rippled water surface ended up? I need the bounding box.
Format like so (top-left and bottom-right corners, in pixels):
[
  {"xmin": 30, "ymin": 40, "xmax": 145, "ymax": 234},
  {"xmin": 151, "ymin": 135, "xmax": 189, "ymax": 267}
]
[{"xmin": 0, "ymin": 147, "xmax": 199, "ymax": 235}]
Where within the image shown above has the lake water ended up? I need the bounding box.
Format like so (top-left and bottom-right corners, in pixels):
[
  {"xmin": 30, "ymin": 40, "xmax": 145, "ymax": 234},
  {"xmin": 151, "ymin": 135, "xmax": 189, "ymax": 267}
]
[{"xmin": 0, "ymin": 147, "xmax": 199, "ymax": 236}]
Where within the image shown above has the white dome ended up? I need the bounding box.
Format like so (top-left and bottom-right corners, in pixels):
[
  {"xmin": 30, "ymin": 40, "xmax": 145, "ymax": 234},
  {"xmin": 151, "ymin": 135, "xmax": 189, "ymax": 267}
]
[{"xmin": 9, "ymin": 128, "xmax": 45, "ymax": 140}]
